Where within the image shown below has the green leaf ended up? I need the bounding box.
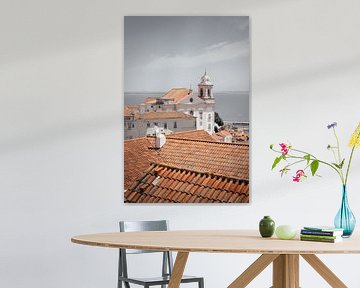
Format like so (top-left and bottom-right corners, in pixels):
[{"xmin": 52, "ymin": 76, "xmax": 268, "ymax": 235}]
[
  {"xmin": 310, "ymin": 160, "xmax": 319, "ymax": 176},
  {"xmin": 271, "ymin": 156, "xmax": 282, "ymax": 170},
  {"xmin": 339, "ymin": 159, "xmax": 345, "ymax": 169},
  {"xmin": 332, "ymin": 159, "xmax": 345, "ymax": 169},
  {"xmin": 270, "ymin": 144, "xmax": 274, "ymax": 149},
  {"xmin": 332, "ymin": 162, "xmax": 341, "ymax": 169},
  {"xmin": 304, "ymin": 154, "xmax": 311, "ymax": 164}
]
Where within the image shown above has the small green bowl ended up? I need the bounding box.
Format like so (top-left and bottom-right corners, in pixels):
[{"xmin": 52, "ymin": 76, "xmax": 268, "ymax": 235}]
[{"xmin": 275, "ymin": 225, "xmax": 297, "ymax": 240}]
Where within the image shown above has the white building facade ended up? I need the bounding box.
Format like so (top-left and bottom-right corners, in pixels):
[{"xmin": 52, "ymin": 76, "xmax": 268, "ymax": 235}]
[{"xmin": 139, "ymin": 71, "xmax": 216, "ymax": 134}]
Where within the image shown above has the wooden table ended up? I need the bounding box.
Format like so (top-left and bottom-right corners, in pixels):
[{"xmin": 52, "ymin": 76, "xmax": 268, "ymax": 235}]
[{"xmin": 71, "ymin": 230, "xmax": 360, "ymax": 288}]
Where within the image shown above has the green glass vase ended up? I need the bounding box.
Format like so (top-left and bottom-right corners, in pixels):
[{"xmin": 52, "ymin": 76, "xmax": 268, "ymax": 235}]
[{"xmin": 259, "ymin": 216, "xmax": 275, "ymax": 238}]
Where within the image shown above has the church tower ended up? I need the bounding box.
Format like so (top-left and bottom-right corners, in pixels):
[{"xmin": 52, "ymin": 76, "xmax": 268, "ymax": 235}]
[
  {"xmin": 196, "ymin": 70, "xmax": 215, "ymax": 134},
  {"xmin": 198, "ymin": 70, "xmax": 214, "ymax": 102}
]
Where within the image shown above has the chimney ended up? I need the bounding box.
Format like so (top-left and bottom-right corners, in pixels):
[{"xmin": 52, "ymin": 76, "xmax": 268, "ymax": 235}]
[{"xmin": 154, "ymin": 126, "xmax": 166, "ymax": 149}]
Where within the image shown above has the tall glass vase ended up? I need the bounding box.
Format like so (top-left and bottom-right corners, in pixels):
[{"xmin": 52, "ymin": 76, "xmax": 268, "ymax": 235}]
[{"xmin": 334, "ymin": 185, "xmax": 356, "ymax": 237}]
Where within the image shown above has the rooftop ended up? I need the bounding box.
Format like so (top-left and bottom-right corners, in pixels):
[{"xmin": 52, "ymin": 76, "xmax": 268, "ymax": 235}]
[
  {"xmin": 158, "ymin": 138, "xmax": 249, "ymax": 180},
  {"xmin": 136, "ymin": 111, "xmax": 195, "ymax": 120},
  {"xmin": 125, "ymin": 163, "xmax": 249, "ymax": 203},
  {"xmin": 161, "ymin": 88, "xmax": 192, "ymax": 103},
  {"xmin": 124, "ymin": 137, "xmax": 159, "ymax": 190},
  {"xmin": 124, "ymin": 136, "xmax": 249, "ymax": 202},
  {"xmin": 124, "ymin": 105, "xmax": 139, "ymax": 117},
  {"xmin": 167, "ymin": 130, "xmax": 214, "ymax": 141}
]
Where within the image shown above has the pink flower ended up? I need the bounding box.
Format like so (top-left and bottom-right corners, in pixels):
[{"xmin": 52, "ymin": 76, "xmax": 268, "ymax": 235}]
[
  {"xmin": 279, "ymin": 143, "xmax": 289, "ymax": 155},
  {"xmin": 293, "ymin": 170, "xmax": 306, "ymax": 182}
]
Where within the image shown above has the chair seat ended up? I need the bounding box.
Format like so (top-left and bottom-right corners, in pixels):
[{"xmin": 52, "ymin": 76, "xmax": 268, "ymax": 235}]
[{"xmin": 119, "ymin": 274, "xmax": 202, "ymax": 286}]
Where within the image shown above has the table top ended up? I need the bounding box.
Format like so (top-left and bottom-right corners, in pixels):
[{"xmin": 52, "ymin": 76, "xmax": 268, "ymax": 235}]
[{"xmin": 71, "ymin": 230, "xmax": 360, "ymax": 254}]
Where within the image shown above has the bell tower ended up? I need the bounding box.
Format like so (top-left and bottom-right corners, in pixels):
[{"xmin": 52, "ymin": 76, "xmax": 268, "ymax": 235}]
[
  {"xmin": 198, "ymin": 70, "xmax": 214, "ymax": 101},
  {"xmin": 196, "ymin": 70, "xmax": 215, "ymax": 134}
]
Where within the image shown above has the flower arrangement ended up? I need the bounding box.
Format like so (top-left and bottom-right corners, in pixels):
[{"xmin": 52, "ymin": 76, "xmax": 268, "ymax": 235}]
[{"xmin": 270, "ymin": 122, "xmax": 360, "ymax": 185}]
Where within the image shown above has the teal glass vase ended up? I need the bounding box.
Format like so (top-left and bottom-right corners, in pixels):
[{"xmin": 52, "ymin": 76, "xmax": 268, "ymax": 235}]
[{"xmin": 334, "ymin": 185, "xmax": 356, "ymax": 237}]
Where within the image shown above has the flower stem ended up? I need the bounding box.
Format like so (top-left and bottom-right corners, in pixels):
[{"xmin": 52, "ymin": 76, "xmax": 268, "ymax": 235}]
[
  {"xmin": 345, "ymin": 130, "xmax": 360, "ymax": 185},
  {"xmin": 333, "ymin": 128, "xmax": 342, "ymax": 164},
  {"xmin": 333, "ymin": 128, "xmax": 345, "ymax": 181},
  {"xmin": 345, "ymin": 145, "xmax": 356, "ymax": 185},
  {"xmin": 280, "ymin": 153, "xmax": 344, "ymax": 182}
]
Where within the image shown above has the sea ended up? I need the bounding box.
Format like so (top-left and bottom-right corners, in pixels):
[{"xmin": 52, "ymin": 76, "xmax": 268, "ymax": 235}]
[{"xmin": 124, "ymin": 91, "xmax": 249, "ymax": 123}]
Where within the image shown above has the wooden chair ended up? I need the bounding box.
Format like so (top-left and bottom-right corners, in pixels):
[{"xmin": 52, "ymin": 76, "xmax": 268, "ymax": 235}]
[{"xmin": 118, "ymin": 220, "xmax": 204, "ymax": 288}]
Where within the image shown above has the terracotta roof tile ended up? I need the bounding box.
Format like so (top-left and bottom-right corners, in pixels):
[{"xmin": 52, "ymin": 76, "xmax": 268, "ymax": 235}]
[
  {"xmin": 136, "ymin": 111, "xmax": 195, "ymax": 120},
  {"xmin": 167, "ymin": 130, "xmax": 215, "ymax": 141},
  {"xmin": 161, "ymin": 88, "xmax": 191, "ymax": 103},
  {"xmin": 124, "ymin": 135, "xmax": 249, "ymax": 203},
  {"xmin": 124, "ymin": 137, "xmax": 160, "ymax": 190},
  {"xmin": 158, "ymin": 138, "xmax": 249, "ymax": 180},
  {"xmin": 125, "ymin": 163, "xmax": 249, "ymax": 203},
  {"xmin": 124, "ymin": 105, "xmax": 139, "ymax": 117},
  {"xmin": 144, "ymin": 97, "xmax": 157, "ymax": 104}
]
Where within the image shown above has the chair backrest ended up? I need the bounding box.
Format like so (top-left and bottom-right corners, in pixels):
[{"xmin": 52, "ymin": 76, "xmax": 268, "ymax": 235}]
[
  {"xmin": 119, "ymin": 220, "xmax": 169, "ymax": 254},
  {"xmin": 118, "ymin": 220, "xmax": 173, "ymax": 283}
]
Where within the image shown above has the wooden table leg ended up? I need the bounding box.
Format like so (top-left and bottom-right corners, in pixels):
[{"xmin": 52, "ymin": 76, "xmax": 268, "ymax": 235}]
[
  {"xmin": 301, "ymin": 254, "xmax": 347, "ymax": 288},
  {"xmin": 272, "ymin": 254, "xmax": 299, "ymax": 288},
  {"xmin": 228, "ymin": 254, "xmax": 279, "ymax": 288},
  {"xmin": 168, "ymin": 252, "xmax": 189, "ymax": 288}
]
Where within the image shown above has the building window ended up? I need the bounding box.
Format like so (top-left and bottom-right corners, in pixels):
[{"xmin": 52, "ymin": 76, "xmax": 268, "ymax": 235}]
[
  {"xmin": 208, "ymin": 89, "xmax": 211, "ymax": 96},
  {"xmin": 208, "ymin": 124, "xmax": 211, "ymax": 131},
  {"xmin": 208, "ymin": 114, "xmax": 211, "ymax": 121},
  {"xmin": 199, "ymin": 112, "xmax": 203, "ymax": 120},
  {"xmin": 190, "ymin": 110, "xmax": 194, "ymax": 116},
  {"xmin": 154, "ymin": 122, "xmax": 158, "ymax": 126},
  {"xmin": 173, "ymin": 121, "xmax": 177, "ymax": 129},
  {"xmin": 147, "ymin": 122, "xmax": 150, "ymax": 128},
  {"xmin": 189, "ymin": 97, "xmax": 193, "ymax": 103},
  {"xmin": 164, "ymin": 123, "xmax": 167, "ymax": 129},
  {"xmin": 200, "ymin": 88, "xmax": 203, "ymax": 97}
]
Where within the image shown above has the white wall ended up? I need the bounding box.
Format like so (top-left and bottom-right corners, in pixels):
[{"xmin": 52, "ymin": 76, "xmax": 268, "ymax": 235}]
[{"xmin": 1, "ymin": 0, "xmax": 360, "ymax": 287}]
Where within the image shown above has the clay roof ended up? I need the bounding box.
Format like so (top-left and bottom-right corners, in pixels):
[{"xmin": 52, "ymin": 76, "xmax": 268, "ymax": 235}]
[
  {"xmin": 124, "ymin": 136, "xmax": 250, "ymax": 202},
  {"xmin": 144, "ymin": 97, "xmax": 157, "ymax": 104},
  {"xmin": 136, "ymin": 111, "xmax": 195, "ymax": 120},
  {"xmin": 124, "ymin": 105, "xmax": 138, "ymax": 117},
  {"xmin": 167, "ymin": 130, "xmax": 214, "ymax": 141},
  {"xmin": 158, "ymin": 138, "xmax": 249, "ymax": 180},
  {"xmin": 124, "ymin": 137, "xmax": 160, "ymax": 190},
  {"xmin": 125, "ymin": 163, "xmax": 249, "ymax": 203},
  {"xmin": 161, "ymin": 88, "xmax": 191, "ymax": 103}
]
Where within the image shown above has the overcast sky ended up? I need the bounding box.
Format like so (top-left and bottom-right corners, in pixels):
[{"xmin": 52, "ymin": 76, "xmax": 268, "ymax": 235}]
[{"xmin": 125, "ymin": 16, "xmax": 250, "ymax": 92}]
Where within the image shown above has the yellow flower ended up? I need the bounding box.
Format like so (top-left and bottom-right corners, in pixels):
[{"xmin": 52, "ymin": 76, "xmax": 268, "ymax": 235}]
[{"xmin": 349, "ymin": 122, "xmax": 360, "ymax": 147}]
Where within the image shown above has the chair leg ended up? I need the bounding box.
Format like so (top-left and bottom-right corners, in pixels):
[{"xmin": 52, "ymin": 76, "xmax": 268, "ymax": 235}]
[{"xmin": 198, "ymin": 278, "xmax": 204, "ymax": 288}]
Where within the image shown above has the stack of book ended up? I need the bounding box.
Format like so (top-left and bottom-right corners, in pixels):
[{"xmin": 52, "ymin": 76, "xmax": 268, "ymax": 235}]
[{"xmin": 300, "ymin": 226, "xmax": 344, "ymax": 243}]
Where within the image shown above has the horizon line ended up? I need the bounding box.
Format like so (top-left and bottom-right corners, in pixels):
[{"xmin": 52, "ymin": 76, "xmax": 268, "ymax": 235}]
[{"xmin": 125, "ymin": 90, "xmax": 250, "ymax": 94}]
